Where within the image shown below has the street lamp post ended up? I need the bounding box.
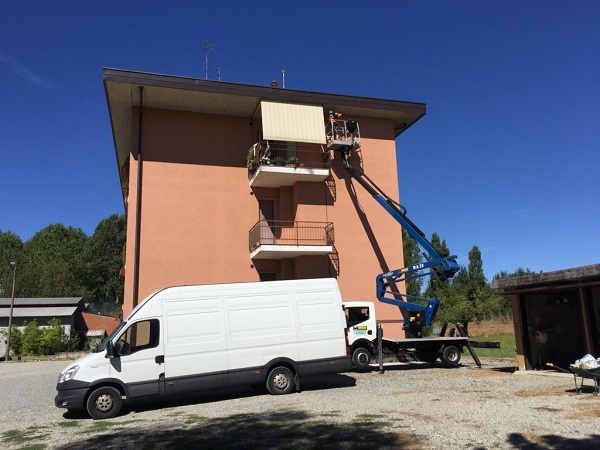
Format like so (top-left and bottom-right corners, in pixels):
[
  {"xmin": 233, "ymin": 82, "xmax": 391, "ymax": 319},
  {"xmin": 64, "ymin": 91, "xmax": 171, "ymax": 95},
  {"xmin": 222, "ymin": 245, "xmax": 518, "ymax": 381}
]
[{"xmin": 4, "ymin": 262, "xmax": 16, "ymax": 362}]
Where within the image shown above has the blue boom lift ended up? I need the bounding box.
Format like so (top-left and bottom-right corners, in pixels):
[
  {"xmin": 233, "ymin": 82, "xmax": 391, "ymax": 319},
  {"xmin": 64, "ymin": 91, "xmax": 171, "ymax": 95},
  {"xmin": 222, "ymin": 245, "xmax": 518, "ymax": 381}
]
[{"xmin": 326, "ymin": 116, "xmax": 459, "ymax": 338}]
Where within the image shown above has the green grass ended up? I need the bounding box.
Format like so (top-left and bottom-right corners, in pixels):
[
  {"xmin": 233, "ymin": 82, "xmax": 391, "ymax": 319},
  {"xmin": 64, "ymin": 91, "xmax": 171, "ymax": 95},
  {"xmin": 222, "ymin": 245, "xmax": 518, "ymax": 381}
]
[
  {"xmin": 467, "ymin": 332, "xmax": 516, "ymax": 359},
  {"xmin": 1, "ymin": 429, "xmax": 46, "ymax": 446},
  {"xmin": 15, "ymin": 445, "xmax": 47, "ymax": 450},
  {"xmin": 83, "ymin": 419, "xmax": 140, "ymax": 434},
  {"xmin": 184, "ymin": 414, "xmax": 209, "ymax": 424},
  {"xmin": 57, "ymin": 420, "xmax": 80, "ymax": 428}
]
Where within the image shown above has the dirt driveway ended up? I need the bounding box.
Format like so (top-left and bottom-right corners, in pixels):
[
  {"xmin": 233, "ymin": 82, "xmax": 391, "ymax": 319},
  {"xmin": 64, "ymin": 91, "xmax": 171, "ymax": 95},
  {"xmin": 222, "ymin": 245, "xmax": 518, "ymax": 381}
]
[{"xmin": 1, "ymin": 359, "xmax": 599, "ymax": 449}]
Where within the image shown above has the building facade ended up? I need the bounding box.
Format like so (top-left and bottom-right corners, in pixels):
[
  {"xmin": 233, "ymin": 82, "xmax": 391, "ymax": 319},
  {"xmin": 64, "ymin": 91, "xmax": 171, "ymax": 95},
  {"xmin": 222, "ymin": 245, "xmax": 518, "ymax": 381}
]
[{"xmin": 104, "ymin": 69, "xmax": 427, "ymax": 337}]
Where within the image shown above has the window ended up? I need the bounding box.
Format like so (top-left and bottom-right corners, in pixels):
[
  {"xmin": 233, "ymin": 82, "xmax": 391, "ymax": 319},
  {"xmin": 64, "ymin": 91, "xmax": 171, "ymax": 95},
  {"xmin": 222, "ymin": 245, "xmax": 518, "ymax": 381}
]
[
  {"xmin": 115, "ymin": 319, "xmax": 159, "ymax": 356},
  {"xmin": 345, "ymin": 307, "xmax": 370, "ymax": 328},
  {"xmin": 259, "ymin": 272, "xmax": 277, "ymax": 281}
]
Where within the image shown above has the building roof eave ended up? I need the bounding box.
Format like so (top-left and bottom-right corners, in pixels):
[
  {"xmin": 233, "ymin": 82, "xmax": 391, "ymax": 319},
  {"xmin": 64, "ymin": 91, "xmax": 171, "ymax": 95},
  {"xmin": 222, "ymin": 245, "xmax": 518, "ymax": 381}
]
[{"xmin": 103, "ymin": 68, "xmax": 427, "ymax": 193}]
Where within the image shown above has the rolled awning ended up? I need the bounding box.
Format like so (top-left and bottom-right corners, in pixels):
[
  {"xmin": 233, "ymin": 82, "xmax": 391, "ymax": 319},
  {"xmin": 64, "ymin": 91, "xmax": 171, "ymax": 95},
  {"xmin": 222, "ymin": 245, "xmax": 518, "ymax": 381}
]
[{"xmin": 261, "ymin": 101, "xmax": 326, "ymax": 144}]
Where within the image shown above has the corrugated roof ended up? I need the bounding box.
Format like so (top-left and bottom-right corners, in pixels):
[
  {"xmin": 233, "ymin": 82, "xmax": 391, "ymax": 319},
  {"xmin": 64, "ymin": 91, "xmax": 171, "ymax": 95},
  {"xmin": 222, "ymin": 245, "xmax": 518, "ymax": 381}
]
[
  {"xmin": 86, "ymin": 329, "xmax": 105, "ymax": 337},
  {"xmin": 0, "ymin": 306, "xmax": 78, "ymax": 318},
  {"xmin": 0, "ymin": 297, "xmax": 83, "ymax": 307}
]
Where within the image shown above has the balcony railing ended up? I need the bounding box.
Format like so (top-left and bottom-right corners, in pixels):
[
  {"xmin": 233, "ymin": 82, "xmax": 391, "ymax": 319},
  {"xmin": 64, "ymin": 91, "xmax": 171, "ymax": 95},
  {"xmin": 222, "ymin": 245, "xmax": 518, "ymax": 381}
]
[
  {"xmin": 249, "ymin": 220, "xmax": 334, "ymax": 259},
  {"xmin": 247, "ymin": 141, "xmax": 330, "ymax": 177}
]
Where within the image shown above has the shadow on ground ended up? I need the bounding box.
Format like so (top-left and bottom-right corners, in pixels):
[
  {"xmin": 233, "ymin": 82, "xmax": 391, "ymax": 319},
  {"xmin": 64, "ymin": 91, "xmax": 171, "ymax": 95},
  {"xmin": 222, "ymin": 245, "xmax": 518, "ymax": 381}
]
[
  {"xmin": 63, "ymin": 374, "xmax": 358, "ymax": 419},
  {"xmin": 56, "ymin": 410, "xmax": 423, "ymax": 449},
  {"xmin": 507, "ymin": 432, "xmax": 600, "ymax": 450}
]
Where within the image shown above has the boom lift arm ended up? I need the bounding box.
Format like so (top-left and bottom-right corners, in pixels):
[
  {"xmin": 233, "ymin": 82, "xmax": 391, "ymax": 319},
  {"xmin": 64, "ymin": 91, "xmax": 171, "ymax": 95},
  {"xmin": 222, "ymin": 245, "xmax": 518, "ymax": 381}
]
[{"xmin": 328, "ymin": 118, "xmax": 460, "ymax": 337}]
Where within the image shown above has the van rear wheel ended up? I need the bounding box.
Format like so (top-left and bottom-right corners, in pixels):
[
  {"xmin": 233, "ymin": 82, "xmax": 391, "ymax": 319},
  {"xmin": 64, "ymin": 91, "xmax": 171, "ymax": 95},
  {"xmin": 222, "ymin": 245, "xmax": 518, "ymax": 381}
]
[
  {"xmin": 86, "ymin": 386, "xmax": 122, "ymax": 419},
  {"xmin": 266, "ymin": 366, "xmax": 295, "ymax": 395}
]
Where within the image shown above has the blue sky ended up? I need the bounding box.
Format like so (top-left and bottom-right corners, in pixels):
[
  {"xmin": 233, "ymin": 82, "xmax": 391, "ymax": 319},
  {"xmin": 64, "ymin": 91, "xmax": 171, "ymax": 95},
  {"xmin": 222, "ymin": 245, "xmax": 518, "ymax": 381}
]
[{"xmin": 1, "ymin": 1, "xmax": 598, "ymax": 280}]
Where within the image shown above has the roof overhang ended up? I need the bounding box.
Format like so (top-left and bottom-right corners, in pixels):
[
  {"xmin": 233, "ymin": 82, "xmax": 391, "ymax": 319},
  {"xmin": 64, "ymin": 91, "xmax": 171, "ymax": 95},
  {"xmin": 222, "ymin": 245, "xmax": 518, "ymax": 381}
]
[
  {"xmin": 493, "ymin": 264, "xmax": 600, "ymax": 294},
  {"xmin": 103, "ymin": 68, "xmax": 427, "ymax": 190}
]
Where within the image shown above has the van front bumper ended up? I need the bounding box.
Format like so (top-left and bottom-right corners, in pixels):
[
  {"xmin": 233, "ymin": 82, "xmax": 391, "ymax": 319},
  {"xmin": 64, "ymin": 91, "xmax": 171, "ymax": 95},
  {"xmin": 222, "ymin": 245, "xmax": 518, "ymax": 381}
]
[{"xmin": 55, "ymin": 380, "xmax": 89, "ymax": 409}]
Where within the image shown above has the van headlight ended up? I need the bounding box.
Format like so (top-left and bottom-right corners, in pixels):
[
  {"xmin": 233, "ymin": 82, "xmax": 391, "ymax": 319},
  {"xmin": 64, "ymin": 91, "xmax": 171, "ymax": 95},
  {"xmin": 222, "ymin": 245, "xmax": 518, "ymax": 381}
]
[{"xmin": 58, "ymin": 365, "xmax": 80, "ymax": 383}]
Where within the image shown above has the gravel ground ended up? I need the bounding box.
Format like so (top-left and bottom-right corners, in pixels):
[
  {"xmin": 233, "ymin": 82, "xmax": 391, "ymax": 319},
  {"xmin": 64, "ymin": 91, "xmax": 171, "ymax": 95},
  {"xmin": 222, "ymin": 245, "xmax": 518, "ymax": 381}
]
[{"xmin": 0, "ymin": 357, "xmax": 599, "ymax": 449}]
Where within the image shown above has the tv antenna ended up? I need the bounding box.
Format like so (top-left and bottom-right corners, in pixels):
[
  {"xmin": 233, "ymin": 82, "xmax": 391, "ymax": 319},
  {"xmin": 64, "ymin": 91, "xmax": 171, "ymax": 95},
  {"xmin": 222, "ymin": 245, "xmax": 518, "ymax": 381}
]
[
  {"xmin": 202, "ymin": 38, "xmax": 214, "ymax": 80},
  {"xmin": 282, "ymin": 70, "xmax": 286, "ymax": 88},
  {"xmin": 215, "ymin": 66, "xmax": 225, "ymax": 81}
]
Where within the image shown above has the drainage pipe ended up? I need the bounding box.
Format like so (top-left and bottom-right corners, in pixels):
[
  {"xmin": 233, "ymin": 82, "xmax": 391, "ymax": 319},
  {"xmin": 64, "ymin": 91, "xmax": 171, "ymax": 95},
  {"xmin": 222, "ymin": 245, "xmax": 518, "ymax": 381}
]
[{"xmin": 132, "ymin": 86, "xmax": 144, "ymax": 308}]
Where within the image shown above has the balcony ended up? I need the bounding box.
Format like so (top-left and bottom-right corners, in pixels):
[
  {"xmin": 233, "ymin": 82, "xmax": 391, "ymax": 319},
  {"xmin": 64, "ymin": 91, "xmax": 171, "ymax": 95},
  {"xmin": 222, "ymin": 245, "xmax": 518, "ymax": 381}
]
[
  {"xmin": 248, "ymin": 141, "xmax": 331, "ymax": 188},
  {"xmin": 249, "ymin": 220, "xmax": 334, "ymax": 260}
]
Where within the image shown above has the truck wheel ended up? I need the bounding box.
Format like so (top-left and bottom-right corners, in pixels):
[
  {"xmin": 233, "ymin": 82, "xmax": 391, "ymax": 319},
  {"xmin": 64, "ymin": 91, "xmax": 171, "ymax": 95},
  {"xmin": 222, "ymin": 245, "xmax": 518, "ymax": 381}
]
[
  {"xmin": 352, "ymin": 347, "xmax": 372, "ymax": 370},
  {"xmin": 441, "ymin": 345, "xmax": 461, "ymax": 367},
  {"xmin": 86, "ymin": 386, "xmax": 122, "ymax": 419},
  {"xmin": 266, "ymin": 366, "xmax": 295, "ymax": 395}
]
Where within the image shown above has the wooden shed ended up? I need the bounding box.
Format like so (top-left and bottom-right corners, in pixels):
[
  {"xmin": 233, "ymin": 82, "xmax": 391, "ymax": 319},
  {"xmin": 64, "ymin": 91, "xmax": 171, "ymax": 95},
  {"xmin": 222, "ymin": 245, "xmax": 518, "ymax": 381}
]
[{"xmin": 493, "ymin": 264, "xmax": 600, "ymax": 370}]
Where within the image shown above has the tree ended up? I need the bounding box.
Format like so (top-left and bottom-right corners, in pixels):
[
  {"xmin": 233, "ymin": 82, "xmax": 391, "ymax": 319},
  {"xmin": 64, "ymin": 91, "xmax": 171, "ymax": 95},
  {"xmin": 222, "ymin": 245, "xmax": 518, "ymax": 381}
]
[
  {"xmin": 467, "ymin": 246, "xmax": 487, "ymax": 295},
  {"xmin": 493, "ymin": 267, "xmax": 538, "ymax": 281},
  {"xmin": 80, "ymin": 214, "xmax": 126, "ymax": 308},
  {"xmin": 20, "ymin": 224, "xmax": 87, "ymax": 297},
  {"xmin": 423, "ymin": 232, "xmax": 451, "ymax": 301},
  {"xmin": 401, "ymin": 229, "xmax": 423, "ymax": 298}
]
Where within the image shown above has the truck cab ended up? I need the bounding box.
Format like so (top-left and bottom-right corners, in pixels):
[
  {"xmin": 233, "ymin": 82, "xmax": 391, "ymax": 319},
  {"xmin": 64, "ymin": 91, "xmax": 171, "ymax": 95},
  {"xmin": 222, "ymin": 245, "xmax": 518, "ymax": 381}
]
[{"xmin": 344, "ymin": 301, "xmax": 377, "ymax": 369}]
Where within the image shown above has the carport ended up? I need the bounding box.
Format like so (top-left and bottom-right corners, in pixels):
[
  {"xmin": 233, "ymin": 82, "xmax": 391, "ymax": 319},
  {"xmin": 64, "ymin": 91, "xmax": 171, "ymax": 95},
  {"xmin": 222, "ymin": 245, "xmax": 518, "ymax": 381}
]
[{"xmin": 493, "ymin": 264, "xmax": 600, "ymax": 371}]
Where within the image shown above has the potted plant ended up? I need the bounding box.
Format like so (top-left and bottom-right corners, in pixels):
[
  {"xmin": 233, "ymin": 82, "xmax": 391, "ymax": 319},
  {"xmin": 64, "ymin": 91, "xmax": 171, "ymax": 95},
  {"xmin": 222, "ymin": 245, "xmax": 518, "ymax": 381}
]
[
  {"xmin": 273, "ymin": 156, "xmax": 286, "ymax": 166},
  {"xmin": 247, "ymin": 147, "xmax": 258, "ymax": 170},
  {"xmin": 286, "ymin": 156, "xmax": 300, "ymax": 167}
]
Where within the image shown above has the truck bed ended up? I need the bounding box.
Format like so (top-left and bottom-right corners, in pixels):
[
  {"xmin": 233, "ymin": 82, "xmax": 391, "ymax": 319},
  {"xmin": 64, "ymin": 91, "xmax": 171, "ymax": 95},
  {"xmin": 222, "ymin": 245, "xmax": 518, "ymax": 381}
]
[{"xmin": 381, "ymin": 336, "xmax": 469, "ymax": 345}]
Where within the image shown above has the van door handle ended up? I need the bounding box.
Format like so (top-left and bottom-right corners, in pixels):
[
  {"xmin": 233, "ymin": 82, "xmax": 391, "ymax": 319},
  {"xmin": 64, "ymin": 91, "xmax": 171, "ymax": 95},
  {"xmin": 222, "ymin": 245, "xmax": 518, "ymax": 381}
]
[
  {"xmin": 155, "ymin": 355, "xmax": 164, "ymax": 364},
  {"xmin": 368, "ymin": 330, "xmax": 372, "ymax": 335}
]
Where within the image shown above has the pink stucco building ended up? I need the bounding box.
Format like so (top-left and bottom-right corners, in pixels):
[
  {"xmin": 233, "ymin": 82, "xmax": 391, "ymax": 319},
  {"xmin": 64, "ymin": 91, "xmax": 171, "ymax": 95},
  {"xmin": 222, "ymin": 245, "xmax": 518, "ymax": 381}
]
[{"xmin": 104, "ymin": 69, "xmax": 426, "ymax": 337}]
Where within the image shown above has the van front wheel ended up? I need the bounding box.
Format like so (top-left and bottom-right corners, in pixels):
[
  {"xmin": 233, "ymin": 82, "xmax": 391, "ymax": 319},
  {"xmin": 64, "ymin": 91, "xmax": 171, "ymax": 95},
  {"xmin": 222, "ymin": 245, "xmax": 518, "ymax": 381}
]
[
  {"xmin": 86, "ymin": 386, "xmax": 122, "ymax": 419},
  {"xmin": 266, "ymin": 366, "xmax": 295, "ymax": 395}
]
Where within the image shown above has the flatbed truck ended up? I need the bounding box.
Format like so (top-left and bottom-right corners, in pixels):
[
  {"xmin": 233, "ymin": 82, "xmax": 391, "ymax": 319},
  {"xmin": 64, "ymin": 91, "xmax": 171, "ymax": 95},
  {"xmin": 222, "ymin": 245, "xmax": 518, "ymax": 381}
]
[{"xmin": 343, "ymin": 301, "xmax": 476, "ymax": 370}]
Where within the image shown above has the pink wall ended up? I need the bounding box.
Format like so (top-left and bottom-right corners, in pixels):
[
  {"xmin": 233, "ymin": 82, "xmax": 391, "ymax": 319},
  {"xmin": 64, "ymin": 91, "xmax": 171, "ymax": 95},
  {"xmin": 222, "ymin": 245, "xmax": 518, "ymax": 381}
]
[{"xmin": 122, "ymin": 108, "xmax": 407, "ymax": 337}]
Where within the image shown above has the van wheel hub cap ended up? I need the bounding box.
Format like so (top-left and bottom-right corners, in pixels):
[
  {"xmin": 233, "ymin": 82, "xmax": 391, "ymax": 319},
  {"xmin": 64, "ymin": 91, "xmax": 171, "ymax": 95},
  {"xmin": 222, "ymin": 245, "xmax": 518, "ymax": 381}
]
[
  {"xmin": 95, "ymin": 394, "xmax": 114, "ymax": 412},
  {"xmin": 273, "ymin": 374, "xmax": 289, "ymax": 390}
]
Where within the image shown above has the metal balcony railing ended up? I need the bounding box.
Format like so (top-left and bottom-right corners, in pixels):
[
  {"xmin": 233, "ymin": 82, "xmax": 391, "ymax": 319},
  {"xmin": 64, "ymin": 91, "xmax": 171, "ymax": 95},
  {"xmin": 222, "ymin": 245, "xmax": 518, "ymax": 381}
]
[
  {"xmin": 249, "ymin": 220, "xmax": 334, "ymax": 252},
  {"xmin": 247, "ymin": 141, "xmax": 331, "ymax": 177}
]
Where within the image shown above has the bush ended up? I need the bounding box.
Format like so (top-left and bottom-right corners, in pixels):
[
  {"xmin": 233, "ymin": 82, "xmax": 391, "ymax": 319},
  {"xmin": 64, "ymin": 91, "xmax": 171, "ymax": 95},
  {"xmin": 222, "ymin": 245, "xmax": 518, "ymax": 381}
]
[
  {"xmin": 22, "ymin": 320, "xmax": 43, "ymax": 355},
  {"xmin": 0, "ymin": 326, "xmax": 23, "ymax": 357},
  {"xmin": 64, "ymin": 331, "xmax": 83, "ymax": 352},
  {"xmin": 41, "ymin": 318, "xmax": 64, "ymax": 355},
  {"xmin": 21, "ymin": 318, "xmax": 73, "ymax": 355}
]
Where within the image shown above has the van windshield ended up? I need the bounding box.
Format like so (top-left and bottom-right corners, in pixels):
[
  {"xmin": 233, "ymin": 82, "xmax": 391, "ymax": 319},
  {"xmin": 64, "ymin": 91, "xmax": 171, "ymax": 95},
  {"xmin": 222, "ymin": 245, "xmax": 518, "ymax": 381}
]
[{"xmin": 95, "ymin": 321, "xmax": 127, "ymax": 353}]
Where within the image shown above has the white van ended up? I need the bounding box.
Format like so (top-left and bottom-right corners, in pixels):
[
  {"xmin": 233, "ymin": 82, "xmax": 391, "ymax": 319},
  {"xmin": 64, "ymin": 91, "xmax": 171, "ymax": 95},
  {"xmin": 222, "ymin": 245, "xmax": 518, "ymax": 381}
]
[{"xmin": 55, "ymin": 278, "xmax": 351, "ymax": 419}]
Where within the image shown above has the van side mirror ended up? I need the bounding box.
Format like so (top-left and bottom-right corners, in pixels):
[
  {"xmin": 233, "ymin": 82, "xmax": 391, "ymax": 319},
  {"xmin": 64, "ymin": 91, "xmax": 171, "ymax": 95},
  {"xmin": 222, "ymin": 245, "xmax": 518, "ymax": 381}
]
[{"xmin": 105, "ymin": 341, "xmax": 115, "ymax": 359}]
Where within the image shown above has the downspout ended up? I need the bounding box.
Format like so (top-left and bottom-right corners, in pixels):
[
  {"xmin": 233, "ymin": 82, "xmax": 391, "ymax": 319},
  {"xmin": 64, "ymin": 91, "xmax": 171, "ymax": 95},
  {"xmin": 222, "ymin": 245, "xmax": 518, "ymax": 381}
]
[{"xmin": 132, "ymin": 86, "xmax": 144, "ymax": 308}]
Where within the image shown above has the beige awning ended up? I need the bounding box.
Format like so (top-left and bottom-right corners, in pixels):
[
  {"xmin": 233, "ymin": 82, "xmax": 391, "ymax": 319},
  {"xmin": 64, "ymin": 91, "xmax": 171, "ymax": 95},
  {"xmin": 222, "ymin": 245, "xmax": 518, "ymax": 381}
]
[{"xmin": 261, "ymin": 101, "xmax": 326, "ymax": 144}]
